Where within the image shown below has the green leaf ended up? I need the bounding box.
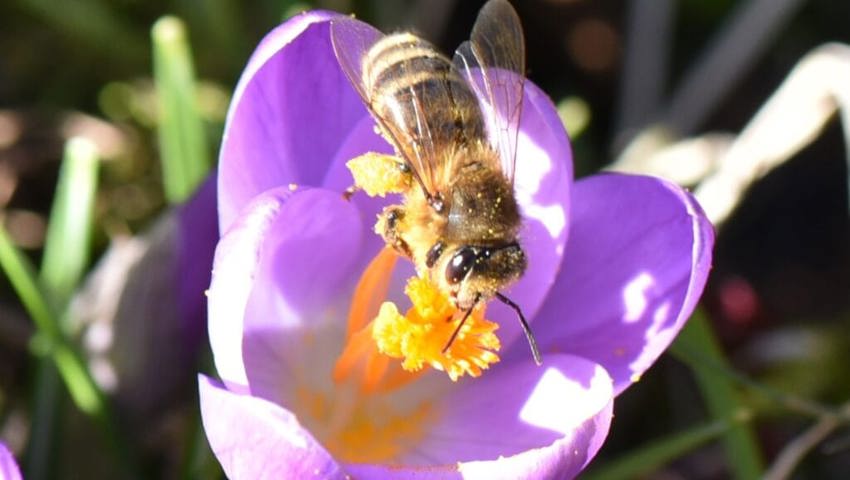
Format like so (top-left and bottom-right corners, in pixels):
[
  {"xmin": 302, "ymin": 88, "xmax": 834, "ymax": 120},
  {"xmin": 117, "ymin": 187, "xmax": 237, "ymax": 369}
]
[
  {"xmin": 671, "ymin": 310, "xmax": 764, "ymax": 479},
  {"xmin": 152, "ymin": 16, "xmax": 210, "ymax": 204},
  {"xmin": 40, "ymin": 137, "xmax": 100, "ymax": 309}
]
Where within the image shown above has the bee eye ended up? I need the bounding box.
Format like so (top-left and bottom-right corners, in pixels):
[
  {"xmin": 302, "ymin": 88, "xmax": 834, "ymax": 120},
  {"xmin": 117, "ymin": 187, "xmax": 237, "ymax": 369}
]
[{"xmin": 446, "ymin": 247, "xmax": 476, "ymax": 284}]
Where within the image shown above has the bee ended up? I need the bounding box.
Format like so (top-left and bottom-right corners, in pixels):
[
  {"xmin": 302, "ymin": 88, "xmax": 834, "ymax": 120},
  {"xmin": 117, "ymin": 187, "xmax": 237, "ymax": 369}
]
[{"xmin": 332, "ymin": 0, "xmax": 541, "ymax": 365}]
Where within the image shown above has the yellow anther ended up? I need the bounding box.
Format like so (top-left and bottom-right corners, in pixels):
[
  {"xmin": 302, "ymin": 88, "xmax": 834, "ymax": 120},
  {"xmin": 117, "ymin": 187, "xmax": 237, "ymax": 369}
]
[{"xmin": 372, "ymin": 276, "xmax": 501, "ymax": 381}]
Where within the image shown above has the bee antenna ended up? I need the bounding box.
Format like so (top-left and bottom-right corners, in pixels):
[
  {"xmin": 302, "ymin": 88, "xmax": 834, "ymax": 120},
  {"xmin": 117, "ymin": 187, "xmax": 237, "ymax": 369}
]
[{"xmin": 495, "ymin": 292, "xmax": 542, "ymax": 366}]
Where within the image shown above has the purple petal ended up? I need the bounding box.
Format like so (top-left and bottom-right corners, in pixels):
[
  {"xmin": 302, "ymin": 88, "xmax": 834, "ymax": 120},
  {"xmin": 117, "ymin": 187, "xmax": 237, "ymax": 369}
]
[
  {"xmin": 199, "ymin": 375, "xmax": 345, "ymax": 479},
  {"xmin": 218, "ymin": 11, "xmax": 367, "ymax": 231},
  {"xmin": 345, "ymin": 355, "xmax": 612, "ymax": 479},
  {"xmin": 514, "ymin": 173, "xmax": 714, "ymax": 394},
  {"xmin": 207, "ymin": 186, "xmax": 364, "ymax": 396},
  {"xmin": 176, "ymin": 175, "xmax": 218, "ymax": 359},
  {"xmin": 321, "ymin": 115, "xmax": 397, "ymax": 261},
  {"xmin": 0, "ymin": 442, "xmax": 22, "ymax": 480},
  {"xmin": 416, "ymin": 354, "xmax": 612, "ymax": 463}
]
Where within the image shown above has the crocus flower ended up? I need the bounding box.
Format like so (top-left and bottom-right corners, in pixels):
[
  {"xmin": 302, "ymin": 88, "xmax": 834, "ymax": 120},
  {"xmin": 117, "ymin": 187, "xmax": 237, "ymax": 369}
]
[
  {"xmin": 200, "ymin": 10, "xmax": 714, "ymax": 479},
  {"xmin": 0, "ymin": 442, "xmax": 22, "ymax": 480}
]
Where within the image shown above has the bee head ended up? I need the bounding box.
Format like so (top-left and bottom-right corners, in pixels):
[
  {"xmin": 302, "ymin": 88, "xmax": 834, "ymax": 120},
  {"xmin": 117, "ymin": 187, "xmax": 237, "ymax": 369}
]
[{"xmin": 441, "ymin": 242, "xmax": 527, "ymax": 310}]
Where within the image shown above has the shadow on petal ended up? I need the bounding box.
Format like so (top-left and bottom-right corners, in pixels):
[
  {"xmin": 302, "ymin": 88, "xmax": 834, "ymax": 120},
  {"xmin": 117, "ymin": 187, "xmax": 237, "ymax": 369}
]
[
  {"xmin": 208, "ymin": 186, "xmax": 365, "ymax": 401},
  {"xmin": 199, "ymin": 375, "xmax": 346, "ymax": 479},
  {"xmin": 242, "ymin": 188, "xmax": 365, "ymax": 402}
]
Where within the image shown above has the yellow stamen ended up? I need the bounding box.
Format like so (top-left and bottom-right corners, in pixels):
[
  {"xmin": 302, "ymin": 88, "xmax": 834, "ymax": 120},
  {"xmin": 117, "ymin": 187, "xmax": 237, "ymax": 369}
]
[
  {"xmin": 346, "ymin": 152, "xmax": 410, "ymax": 197},
  {"xmin": 372, "ymin": 276, "xmax": 501, "ymax": 381}
]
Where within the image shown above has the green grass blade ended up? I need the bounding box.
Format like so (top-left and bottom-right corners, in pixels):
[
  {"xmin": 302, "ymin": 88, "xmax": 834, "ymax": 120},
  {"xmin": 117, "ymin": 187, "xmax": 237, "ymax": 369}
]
[
  {"xmin": 0, "ymin": 224, "xmax": 64, "ymax": 480},
  {"xmin": 671, "ymin": 310, "xmax": 764, "ymax": 479},
  {"xmin": 28, "ymin": 137, "xmax": 99, "ymax": 479},
  {"xmin": 1, "ymin": 231, "xmax": 134, "ymax": 476},
  {"xmin": 584, "ymin": 420, "xmax": 732, "ymax": 480},
  {"xmin": 152, "ymin": 16, "xmax": 210, "ymax": 204},
  {"xmin": 40, "ymin": 137, "xmax": 99, "ymax": 308},
  {"xmin": 25, "ymin": 361, "xmax": 62, "ymax": 480},
  {"xmin": 0, "ymin": 225, "xmax": 59, "ymax": 339},
  {"xmin": 0, "ymin": 223, "xmax": 103, "ymax": 413},
  {"xmin": 52, "ymin": 344, "xmax": 103, "ymax": 414}
]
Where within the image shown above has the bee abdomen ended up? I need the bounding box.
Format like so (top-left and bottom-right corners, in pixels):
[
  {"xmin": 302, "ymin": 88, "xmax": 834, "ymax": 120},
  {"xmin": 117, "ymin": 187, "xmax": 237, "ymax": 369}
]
[{"xmin": 363, "ymin": 33, "xmax": 485, "ymax": 145}]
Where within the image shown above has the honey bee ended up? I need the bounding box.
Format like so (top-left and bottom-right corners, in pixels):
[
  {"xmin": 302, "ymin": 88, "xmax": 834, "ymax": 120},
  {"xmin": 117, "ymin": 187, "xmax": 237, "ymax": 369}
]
[{"xmin": 332, "ymin": 0, "xmax": 541, "ymax": 364}]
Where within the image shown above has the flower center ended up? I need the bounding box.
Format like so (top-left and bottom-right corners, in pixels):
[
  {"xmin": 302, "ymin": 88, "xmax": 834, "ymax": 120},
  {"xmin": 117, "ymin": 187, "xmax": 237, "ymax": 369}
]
[
  {"xmin": 334, "ymin": 247, "xmax": 501, "ymax": 388},
  {"xmin": 332, "ymin": 247, "xmax": 424, "ymax": 394},
  {"xmin": 372, "ymin": 277, "xmax": 501, "ymax": 381},
  {"xmin": 295, "ymin": 385, "xmax": 432, "ymax": 464},
  {"xmin": 304, "ymin": 248, "xmax": 501, "ymax": 463}
]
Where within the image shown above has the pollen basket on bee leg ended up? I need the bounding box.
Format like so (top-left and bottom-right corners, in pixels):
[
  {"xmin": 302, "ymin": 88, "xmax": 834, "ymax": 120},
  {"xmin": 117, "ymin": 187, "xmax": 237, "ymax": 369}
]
[{"xmin": 345, "ymin": 152, "xmax": 411, "ymax": 197}]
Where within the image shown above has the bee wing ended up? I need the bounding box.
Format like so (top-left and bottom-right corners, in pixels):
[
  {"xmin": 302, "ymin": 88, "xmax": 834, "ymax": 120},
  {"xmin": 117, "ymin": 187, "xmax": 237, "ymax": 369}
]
[
  {"xmin": 331, "ymin": 17, "xmax": 443, "ymax": 199},
  {"xmin": 330, "ymin": 17, "xmax": 380, "ymax": 110},
  {"xmin": 452, "ymin": 0, "xmax": 525, "ymax": 184}
]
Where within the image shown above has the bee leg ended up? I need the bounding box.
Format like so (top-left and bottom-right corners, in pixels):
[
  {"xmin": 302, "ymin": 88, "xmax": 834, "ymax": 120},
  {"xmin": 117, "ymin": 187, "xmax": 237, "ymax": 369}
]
[
  {"xmin": 376, "ymin": 206, "xmax": 413, "ymax": 259},
  {"xmin": 342, "ymin": 185, "xmax": 360, "ymax": 201}
]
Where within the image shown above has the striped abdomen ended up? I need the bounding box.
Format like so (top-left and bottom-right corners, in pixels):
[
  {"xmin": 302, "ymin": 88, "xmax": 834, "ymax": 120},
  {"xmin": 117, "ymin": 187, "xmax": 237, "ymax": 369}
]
[{"xmin": 361, "ymin": 33, "xmax": 487, "ymax": 153}]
